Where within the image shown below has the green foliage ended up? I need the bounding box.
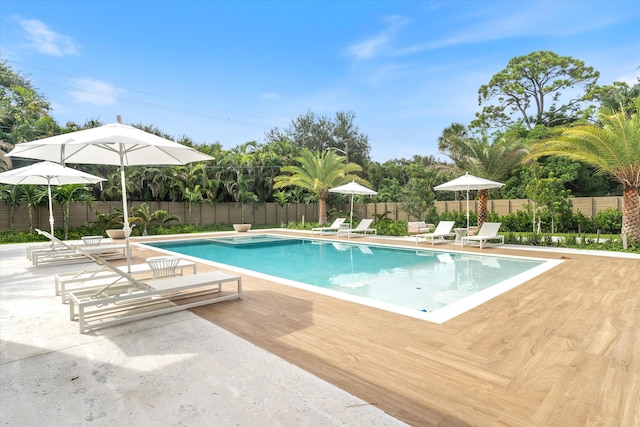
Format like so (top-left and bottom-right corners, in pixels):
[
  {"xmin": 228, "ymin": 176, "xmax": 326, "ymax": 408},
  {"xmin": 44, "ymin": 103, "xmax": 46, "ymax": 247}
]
[
  {"xmin": 131, "ymin": 203, "xmax": 180, "ymax": 235},
  {"xmin": 51, "ymin": 184, "xmax": 96, "ymax": 239},
  {"xmin": 591, "ymin": 208, "xmax": 623, "ymax": 234},
  {"xmin": 265, "ymin": 110, "xmax": 371, "ymax": 166},
  {"xmin": 400, "ymin": 177, "xmax": 436, "ymax": 220},
  {"xmin": 528, "ymin": 96, "xmax": 640, "ymax": 241},
  {"xmin": 525, "ymin": 173, "xmax": 573, "ymax": 233},
  {"xmin": 500, "ymin": 211, "xmax": 533, "ymax": 232},
  {"xmin": 274, "ymin": 148, "xmax": 365, "ymax": 225},
  {"xmin": 372, "ymin": 219, "xmax": 406, "ymax": 236},
  {"xmin": 0, "ymin": 230, "xmax": 48, "ymax": 243},
  {"xmin": 92, "ymin": 210, "xmax": 124, "ymax": 234}
]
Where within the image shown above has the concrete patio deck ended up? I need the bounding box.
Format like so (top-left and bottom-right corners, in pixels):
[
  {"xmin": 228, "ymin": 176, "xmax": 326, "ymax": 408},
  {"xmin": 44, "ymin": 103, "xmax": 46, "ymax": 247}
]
[{"xmin": 0, "ymin": 242, "xmax": 407, "ymax": 426}]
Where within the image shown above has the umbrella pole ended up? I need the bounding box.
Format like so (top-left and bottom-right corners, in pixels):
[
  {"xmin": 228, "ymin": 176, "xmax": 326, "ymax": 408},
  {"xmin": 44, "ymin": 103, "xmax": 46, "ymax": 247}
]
[
  {"xmin": 47, "ymin": 182, "xmax": 55, "ymax": 246},
  {"xmin": 350, "ymin": 194, "xmax": 354, "ymax": 229},
  {"xmin": 119, "ymin": 151, "xmax": 132, "ymax": 272},
  {"xmin": 466, "ymin": 189, "xmax": 470, "ymax": 229}
]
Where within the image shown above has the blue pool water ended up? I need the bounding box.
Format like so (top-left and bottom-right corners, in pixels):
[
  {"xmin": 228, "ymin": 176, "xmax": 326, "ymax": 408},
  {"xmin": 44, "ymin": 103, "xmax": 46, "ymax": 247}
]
[{"xmin": 145, "ymin": 234, "xmax": 557, "ymax": 322}]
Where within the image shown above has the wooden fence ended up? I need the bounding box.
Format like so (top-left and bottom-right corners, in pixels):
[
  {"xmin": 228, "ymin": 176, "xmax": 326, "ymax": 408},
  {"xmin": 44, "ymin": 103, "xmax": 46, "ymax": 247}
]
[{"xmin": 0, "ymin": 196, "xmax": 624, "ymax": 233}]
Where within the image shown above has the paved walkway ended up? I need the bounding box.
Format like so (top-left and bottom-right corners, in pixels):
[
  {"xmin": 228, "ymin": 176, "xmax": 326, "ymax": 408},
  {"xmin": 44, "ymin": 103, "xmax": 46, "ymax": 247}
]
[{"xmin": 0, "ymin": 243, "xmax": 407, "ymax": 426}]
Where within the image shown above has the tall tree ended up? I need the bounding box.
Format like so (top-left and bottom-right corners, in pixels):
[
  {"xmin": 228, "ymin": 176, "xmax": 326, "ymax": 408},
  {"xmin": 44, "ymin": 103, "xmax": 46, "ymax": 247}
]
[
  {"xmin": 1, "ymin": 59, "xmax": 55, "ymax": 170},
  {"xmin": 265, "ymin": 110, "xmax": 371, "ymax": 166},
  {"xmin": 472, "ymin": 51, "xmax": 600, "ymax": 131},
  {"xmin": 273, "ymin": 149, "xmax": 364, "ymax": 225},
  {"xmin": 528, "ymin": 97, "xmax": 640, "ymax": 243}
]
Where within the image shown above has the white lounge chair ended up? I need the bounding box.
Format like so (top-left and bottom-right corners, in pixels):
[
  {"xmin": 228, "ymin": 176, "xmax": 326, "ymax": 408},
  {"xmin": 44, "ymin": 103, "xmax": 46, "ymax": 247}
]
[
  {"xmin": 35, "ymin": 229, "xmax": 242, "ymax": 333},
  {"xmin": 415, "ymin": 221, "xmax": 456, "ymax": 245},
  {"xmin": 54, "ymin": 257, "xmax": 197, "ymax": 303},
  {"xmin": 337, "ymin": 218, "xmax": 377, "ymax": 238},
  {"xmin": 27, "ymin": 234, "xmax": 108, "ymax": 260},
  {"xmin": 460, "ymin": 222, "xmax": 504, "ymax": 249},
  {"xmin": 29, "ymin": 230, "xmax": 127, "ymax": 266},
  {"xmin": 311, "ymin": 217, "xmax": 347, "ymax": 235},
  {"xmin": 31, "ymin": 241, "xmax": 127, "ymax": 267}
]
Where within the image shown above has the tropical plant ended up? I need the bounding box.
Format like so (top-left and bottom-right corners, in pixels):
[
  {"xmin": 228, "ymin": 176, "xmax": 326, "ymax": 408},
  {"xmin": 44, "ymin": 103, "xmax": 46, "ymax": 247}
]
[
  {"xmin": 438, "ymin": 133, "xmax": 530, "ymax": 228},
  {"xmin": 51, "ymin": 184, "xmax": 95, "ymax": 239},
  {"xmin": 273, "ymin": 149, "xmax": 365, "ymax": 225},
  {"xmin": 528, "ymin": 96, "xmax": 640, "ymax": 243},
  {"xmin": 0, "ymin": 184, "xmax": 23, "ymax": 231},
  {"xmin": 93, "ymin": 210, "xmax": 124, "ymax": 234},
  {"xmin": 184, "ymin": 184, "xmax": 203, "ymax": 225},
  {"xmin": 19, "ymin": 184, "xmax": 46, "ymax": 232},
  {"xmin": 238, "ymin": 190, "xmax": 259, "ymax": 224},
  {"xmin": 131, "ymin": 202, "xmax": 180, "ymax": 235},
  {"xmin": 273, "ymin": 190, "xmax": 289, "ymax": 225}
]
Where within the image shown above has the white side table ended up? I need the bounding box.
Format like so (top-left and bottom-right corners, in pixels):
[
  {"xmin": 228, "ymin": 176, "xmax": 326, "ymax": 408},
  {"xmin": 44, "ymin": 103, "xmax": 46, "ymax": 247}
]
[{"xmin": 454, "ymin": 228, "xmax": 468, "ymax": 243}]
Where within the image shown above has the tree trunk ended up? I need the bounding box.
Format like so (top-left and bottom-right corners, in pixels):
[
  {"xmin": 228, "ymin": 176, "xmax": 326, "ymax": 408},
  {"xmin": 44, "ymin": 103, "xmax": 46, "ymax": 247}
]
[
  {"xmin": 478, "ymin": 189, "xmax": 488, "ymax": 229},
  {"xmin": 622, "ymin": 185, "xmax": 640, "ymax": 242},
  {"xmin": 318, "ymin": 197, "xmax": 327, "ymax": 225}
]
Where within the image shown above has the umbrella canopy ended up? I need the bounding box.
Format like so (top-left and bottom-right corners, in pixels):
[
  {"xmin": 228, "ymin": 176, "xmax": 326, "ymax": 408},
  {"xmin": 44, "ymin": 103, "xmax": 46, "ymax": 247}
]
[
  {"xmin": 6, "ymin": 121, "xmax": 214, "ymax": 271},
  {"xmin": 0, "ymin": 161, "xmax": 105, "ymax": 239},
  {"xmin": 434, "ymin": 172, "xmax": 504, "ymax": 228},
  {"xmin": 329, "ymin": 181, "xmax": 377, "ymax": 227}
]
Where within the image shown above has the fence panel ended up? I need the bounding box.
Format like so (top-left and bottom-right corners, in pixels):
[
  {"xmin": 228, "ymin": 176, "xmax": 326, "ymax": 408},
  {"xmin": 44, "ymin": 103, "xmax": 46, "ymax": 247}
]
[{"xmin": 0, "ymin": 197, "xmax": 626, "ymax": 232}]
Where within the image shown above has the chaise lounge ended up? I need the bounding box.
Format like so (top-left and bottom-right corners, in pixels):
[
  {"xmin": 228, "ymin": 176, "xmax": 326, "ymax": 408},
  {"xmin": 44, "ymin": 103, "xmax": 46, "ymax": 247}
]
[
  {"xmin": 460, "ymin": 222, "xmax": 504, "ymax": 249},
  {"xmin": 29, "ymin": 232, "xmax": 127, "ymax": 266},
  {"xmin": 311, "ymin": 217, "xmax": 347, "ymax": 235},
  {"xmin": 54, "ymin": 257, "xmax": 197, "ymax": 303},
  {"xmin": 35, "ymin": 229, "xmax": 242, "ymax": 333},
  {"xmin": 415, "ymin": 221, "xmax": 456, "ymax": 245},
  {"xmin": 337, "ymin": 218, "xmax": 377, "ymax": 238}
]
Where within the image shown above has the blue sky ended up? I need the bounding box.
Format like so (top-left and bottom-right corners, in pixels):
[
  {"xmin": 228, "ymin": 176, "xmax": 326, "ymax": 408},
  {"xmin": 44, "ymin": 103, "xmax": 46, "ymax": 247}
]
[{"xmin": 1, "ymin": 0, "xmax": 639, "ymax": 163}]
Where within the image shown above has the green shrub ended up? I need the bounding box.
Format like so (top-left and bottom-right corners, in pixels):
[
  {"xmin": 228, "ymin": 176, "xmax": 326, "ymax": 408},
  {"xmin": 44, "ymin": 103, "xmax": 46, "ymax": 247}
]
[
  {"xmin": 592, "ymin": 208, "xmax": 622, "ymax": 234},
  {"xmin": 373, "ymin": 219, "xmax": 406, "ymax": 236},
  {"xmin": 500, "ymin": 211, "xmax": 532, "ymax": 232}
]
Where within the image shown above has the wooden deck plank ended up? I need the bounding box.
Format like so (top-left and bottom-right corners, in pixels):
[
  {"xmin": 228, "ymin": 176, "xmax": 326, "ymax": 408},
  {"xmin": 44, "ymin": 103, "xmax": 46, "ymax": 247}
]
[{"xmin": 129, "ymin": 233, "xmax": 640, "ymax": 426}]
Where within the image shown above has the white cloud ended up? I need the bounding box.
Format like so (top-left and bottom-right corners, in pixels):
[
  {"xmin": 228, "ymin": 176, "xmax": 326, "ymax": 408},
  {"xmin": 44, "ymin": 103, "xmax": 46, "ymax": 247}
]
[
  {"xmin": 396, "ymin": 6, "xmax": 625, "ymax": 56},
  {"xmin": 345, "ymin": 15, "xmax": 409, "ymax": 60},
  {"xmin": 617, "ymin": 71, "xmax": 640, "ymax": 86},
  {"xmin": 346, "ymin": 34, "xmax": 389, "ymax": 60},
  {"xmin": 17, "ymin": 18, "xmax": 80, "ymax": 57},
  {"xmin": 68, "ymin": 78, "xmax": 121, "ymax": 106},
  {"xmin": 261, "ymin": 92, "xmax": 280, "ymax": 100}
]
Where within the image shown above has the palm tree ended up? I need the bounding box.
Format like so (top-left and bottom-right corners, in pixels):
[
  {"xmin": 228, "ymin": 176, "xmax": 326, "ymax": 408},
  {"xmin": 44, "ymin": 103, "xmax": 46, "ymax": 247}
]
[
  {"xmin": 440, "ymin": 133, "xmax": 529, "ymax": 228},
  {"xmin": 51, "ymin": 184, "xmax": 95, "ymax": 239},
  {"xmin": 19, "ymin": 184, "xmax": 45, "ymax": 232},
  {"xmin": 184, "ymin": 185, "xmax": 203, "ymax": 225},
  {"xmin": 528, "ymin": 97, "xmax": 640, "ymax": 242},
  {"xmin": 238, "ymin": 190, "xmax": 259, "ymax": 224},
  {"xmin": 0, "ymin": 184, "xmax": 23, "ymax": 231},
  {"xmin": 273, "ymin": 190, "xmax": 289, "ymax": 225},
  {"xmin": 273, "ymin": 149, "xmax": 364, "ymax": 225},
  {"xmin": 131, "ymin": 202, "xmax": 180, "ymax": 235}
]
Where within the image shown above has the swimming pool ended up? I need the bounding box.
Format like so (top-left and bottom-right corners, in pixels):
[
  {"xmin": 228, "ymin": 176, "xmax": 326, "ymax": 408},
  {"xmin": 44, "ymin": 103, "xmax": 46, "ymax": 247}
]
[{"xmin": 144, "ymin": 234, "xmax": 562, "ymax": 323}]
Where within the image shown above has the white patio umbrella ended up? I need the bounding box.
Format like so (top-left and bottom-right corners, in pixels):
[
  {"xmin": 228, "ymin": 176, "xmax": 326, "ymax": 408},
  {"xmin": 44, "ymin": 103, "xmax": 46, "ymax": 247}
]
[
  {"xmin": 6, "ymin": 120, "xmax": 214, "ymax": 271},
  {"xmin": 0, "ymin": 161, "xmax": 105, "ymax": 241},
  {"xmin": 329, "ymin": 180, "xmax": 377, "ymax": 228},
  {"xmin": 433, "ymin": 172, "xmax": 504, "ymax": 229}
]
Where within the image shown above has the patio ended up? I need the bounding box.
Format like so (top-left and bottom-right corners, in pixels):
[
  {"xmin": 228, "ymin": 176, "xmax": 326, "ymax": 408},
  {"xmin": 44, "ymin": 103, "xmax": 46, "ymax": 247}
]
[{"xmin": 2, "ymin": 230, "xmax": 639, "ymax": 425}]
